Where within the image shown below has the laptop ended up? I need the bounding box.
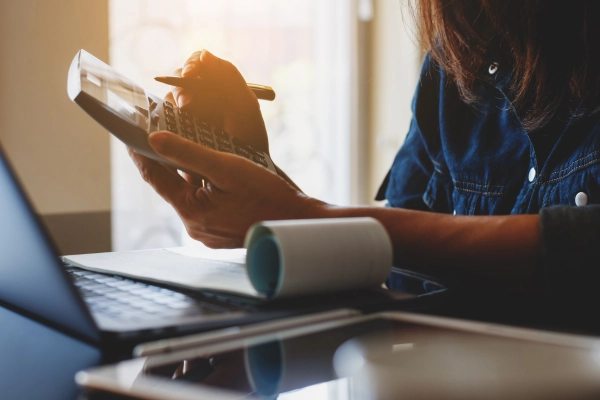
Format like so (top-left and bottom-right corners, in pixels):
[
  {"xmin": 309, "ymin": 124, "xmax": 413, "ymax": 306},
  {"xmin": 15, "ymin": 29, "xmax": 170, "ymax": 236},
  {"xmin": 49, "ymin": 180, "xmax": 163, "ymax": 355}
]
[{"xmin": 0, "ymin": 146, "xmax": 410, "ymax": 347}]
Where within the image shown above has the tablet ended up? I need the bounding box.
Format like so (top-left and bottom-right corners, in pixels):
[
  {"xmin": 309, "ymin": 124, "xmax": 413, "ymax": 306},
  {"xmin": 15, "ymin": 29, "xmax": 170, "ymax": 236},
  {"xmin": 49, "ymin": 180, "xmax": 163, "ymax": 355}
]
[{"xmin": 76, "ymin": 311, "xmax": 600, "ymax": 399}]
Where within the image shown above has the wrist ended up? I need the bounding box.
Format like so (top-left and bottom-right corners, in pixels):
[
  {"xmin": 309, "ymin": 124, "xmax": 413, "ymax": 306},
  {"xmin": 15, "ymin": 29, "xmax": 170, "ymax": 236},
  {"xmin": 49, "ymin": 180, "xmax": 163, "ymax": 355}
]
[
  {"xmin": 293, "ymin": 195, "xmax": 335, "ymax": 220},
  {"xmin": 309, "ymin": 202, "xmax": 347, "ymax": 219}
]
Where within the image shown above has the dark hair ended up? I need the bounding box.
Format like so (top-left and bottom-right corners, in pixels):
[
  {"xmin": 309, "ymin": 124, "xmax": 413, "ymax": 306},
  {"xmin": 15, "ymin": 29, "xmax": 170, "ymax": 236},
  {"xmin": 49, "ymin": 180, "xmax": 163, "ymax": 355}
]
[{"xmin": 412, "ymin": 0, "xmax": 600, "ymax": 131}]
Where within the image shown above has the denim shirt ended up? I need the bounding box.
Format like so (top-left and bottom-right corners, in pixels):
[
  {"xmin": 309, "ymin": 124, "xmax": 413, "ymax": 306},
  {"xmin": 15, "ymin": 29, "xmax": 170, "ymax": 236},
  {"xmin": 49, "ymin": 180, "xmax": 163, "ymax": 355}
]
[{"xmin": 379, "ymin": 55, "xmax": 600, "ymax": 298}]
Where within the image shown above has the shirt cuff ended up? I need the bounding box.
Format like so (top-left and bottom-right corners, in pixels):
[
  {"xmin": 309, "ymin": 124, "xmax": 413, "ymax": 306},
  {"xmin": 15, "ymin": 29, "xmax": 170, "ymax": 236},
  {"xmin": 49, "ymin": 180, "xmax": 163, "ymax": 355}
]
[{"xmin": 539, "ymin": 205, "xmax": 600, "ymax": 298}]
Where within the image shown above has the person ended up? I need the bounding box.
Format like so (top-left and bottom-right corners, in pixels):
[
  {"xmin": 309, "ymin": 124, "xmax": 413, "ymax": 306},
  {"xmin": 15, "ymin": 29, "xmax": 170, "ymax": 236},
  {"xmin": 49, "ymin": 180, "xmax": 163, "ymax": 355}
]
[{"xmin": 128, "ymin": 1, "xmax": 600, "ymax": 306}]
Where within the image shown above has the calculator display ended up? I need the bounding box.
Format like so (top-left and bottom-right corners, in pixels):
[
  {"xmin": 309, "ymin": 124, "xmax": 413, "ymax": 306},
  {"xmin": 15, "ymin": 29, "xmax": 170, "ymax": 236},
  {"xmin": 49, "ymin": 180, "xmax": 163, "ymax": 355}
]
[{"xmin": 77, "ymin": 51, "xmax": 149, "ymax": 131}]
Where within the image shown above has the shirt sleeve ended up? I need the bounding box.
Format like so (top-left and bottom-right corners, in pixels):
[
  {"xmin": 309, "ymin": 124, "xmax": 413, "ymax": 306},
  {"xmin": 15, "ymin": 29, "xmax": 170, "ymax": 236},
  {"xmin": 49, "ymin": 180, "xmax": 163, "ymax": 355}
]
[
  {"xmin": 539, "ymin": 205, "xmax": 600, "ymax": 299},
  {"xmin": 376, "ymin": 54, "xmax": 441, "ymax": 210},
  {"xmin": 382, "ymin": 121, "xmax": 435, "ymax": 210}
]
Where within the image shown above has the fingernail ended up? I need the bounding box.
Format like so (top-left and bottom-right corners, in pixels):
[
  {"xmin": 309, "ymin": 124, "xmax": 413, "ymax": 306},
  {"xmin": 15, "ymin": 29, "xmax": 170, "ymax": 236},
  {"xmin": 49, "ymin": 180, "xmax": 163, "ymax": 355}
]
[
  {"xmin": 149, "ymin": 132, "xmax": 168, "ymax": 153},
  {"xmin": 177, "ymin": 93, "xmax": 190, "ymax": 108},
  {"xmin": 182, "ymin": 63, "xmax": 194, "ymax": 75}
]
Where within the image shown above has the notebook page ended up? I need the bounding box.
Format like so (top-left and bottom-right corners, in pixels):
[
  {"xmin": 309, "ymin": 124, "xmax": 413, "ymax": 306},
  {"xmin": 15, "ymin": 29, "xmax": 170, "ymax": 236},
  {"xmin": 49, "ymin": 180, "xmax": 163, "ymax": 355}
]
[{"xmin": 63, "ymin": 248, "xmax": 260, "ymax": 298}]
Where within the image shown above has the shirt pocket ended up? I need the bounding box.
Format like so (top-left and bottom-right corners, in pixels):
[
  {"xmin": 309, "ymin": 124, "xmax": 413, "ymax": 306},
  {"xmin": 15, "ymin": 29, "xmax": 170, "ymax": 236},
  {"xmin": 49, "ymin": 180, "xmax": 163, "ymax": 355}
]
[
  {"xmin": 451, "ymin": 179, "xmax": 512, "ymax": 215},
  {"xmin": 541, "ymin": 162, "xmax": 600, "ymax": 207}
]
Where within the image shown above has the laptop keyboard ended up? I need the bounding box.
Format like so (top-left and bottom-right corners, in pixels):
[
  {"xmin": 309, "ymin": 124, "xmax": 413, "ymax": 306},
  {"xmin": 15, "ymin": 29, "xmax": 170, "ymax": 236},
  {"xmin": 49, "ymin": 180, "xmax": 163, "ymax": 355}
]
[{"xmin": 66, "ymin": 268, "xmax": 229, "ymax": 322}]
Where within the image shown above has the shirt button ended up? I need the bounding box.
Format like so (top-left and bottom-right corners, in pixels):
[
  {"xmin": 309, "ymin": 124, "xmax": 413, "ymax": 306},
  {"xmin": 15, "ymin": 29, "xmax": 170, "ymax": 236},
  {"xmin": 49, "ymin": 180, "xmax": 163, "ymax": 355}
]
[
  {"xmin": 488, "ymin": 62, "xmax": 499, "ymax": 75},
  {"xmin": 528, "ymin": 167, "xmax": 536, "ymax": 182},
  {"xmin": 575, "ymin": 192, "xmax": 588, "ymax": 206}
]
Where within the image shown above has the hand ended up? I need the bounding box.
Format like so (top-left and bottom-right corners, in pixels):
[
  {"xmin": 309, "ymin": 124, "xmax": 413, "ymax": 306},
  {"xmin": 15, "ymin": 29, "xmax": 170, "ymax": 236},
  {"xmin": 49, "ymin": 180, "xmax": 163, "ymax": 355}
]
[
  {"xmin": 168, "ymin": 50, "xmax": 269, "ymax": 154},
  {"xmin": 128, "ymin": 131, "xmax": 327, "ymax": 248}
]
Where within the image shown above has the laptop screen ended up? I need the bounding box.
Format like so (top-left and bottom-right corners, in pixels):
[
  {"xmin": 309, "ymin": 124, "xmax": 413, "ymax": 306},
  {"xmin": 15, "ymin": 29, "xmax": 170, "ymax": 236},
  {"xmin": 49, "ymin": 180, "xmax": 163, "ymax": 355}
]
[{"xmin": 0, "ymin": 145, "xmax": 99, "ymax": 342}]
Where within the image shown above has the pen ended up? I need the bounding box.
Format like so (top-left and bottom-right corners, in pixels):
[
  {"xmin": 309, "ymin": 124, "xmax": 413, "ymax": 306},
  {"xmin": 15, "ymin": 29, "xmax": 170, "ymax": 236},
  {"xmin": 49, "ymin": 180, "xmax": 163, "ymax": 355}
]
[{"xmin": 154, "ymin": 76, "xmax": 276, "ymax": 101}]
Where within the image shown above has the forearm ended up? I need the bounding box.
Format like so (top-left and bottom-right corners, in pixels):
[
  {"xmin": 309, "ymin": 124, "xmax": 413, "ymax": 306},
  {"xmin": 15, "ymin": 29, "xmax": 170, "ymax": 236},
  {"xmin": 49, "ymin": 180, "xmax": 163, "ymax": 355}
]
[{"xmin": 321, "ymin": 205, "xmax": 542, "ymax": 290}]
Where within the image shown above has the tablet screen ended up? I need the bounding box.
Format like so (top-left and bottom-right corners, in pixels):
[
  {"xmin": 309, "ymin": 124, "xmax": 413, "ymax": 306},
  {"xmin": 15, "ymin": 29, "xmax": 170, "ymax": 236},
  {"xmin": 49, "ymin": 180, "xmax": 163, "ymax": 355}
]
[
  {"xmin": 142, "ymin": 319, "xmax": 398, "ymax": 397},
  {"xmin": 132, "ymin": 317, "xmax": 597, "ymax": 399},
  {"xmin": 78, "ymin": 51, "xmax": 149, "ymax": 131}
]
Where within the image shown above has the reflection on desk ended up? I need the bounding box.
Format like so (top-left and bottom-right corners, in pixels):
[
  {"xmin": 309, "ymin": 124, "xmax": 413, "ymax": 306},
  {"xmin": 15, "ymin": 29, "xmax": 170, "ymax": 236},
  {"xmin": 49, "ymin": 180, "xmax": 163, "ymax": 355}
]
[
  {"xmin": 0, "ymin": 305, "xmax": 102, "ymax": 400},
  {"xmin": 78, "ymin": 313, "xmax": 600, "ymax": 399}
]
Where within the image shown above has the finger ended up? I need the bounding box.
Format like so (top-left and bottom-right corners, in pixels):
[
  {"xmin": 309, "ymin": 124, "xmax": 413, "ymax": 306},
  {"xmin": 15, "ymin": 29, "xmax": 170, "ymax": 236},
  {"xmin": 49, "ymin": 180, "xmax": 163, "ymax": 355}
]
[
  {"xmin": 182, "ymin": 50, "xmax": 249, "ymax": 96},
  {"xmin": 168, "ymin": 68, "xmax": 192, "ymax": 108},
  {"xmin": 127, "ymin": 147, "xmax": 196, "ymax": 209},
  {"xmin": 148, "ymin": 131, "xmax": 239, "ymax": 189},
  {"xmin": 164, "ymin": 91, "xmax": 177, "ymax": 105},
  {"xmin": 181, "ymin": 171, "xmax": 205, "ymax": 187},
  {"xmin": 182, "ymin": 93, "xmax": 228, "ymax": 126},
  {"xmin": 197, "ymin": 50, "xmax": 248, "ymax": 95},
  {"xmin": 181, "ymin": 51, "xmax": 203, "ymax": 77},
  {"xmin": 179, "ymin": 50, "xmax": 258, "ymax": 114},
  {"xmin": 167, "ymin": 79, "xmax": 227, "ymax": 127},
  {"xmin": 128, "ymin": 147, "xmax": 182, "ymax": 178},
  {"xmin": 172, "ymin": 86, "xmax": 227, "ymax": 114}
]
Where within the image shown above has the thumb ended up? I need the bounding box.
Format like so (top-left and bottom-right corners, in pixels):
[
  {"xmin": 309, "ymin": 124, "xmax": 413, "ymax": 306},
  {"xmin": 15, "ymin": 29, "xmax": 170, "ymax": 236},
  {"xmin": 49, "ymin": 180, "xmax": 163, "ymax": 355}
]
[{"xmin": 149, "ymin": 131, "xmax": 232, "ymax": 188}]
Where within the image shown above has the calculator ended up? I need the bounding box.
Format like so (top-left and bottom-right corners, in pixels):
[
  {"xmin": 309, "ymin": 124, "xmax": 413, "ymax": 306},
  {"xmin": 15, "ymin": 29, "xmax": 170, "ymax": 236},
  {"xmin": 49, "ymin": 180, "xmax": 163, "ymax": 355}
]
[{"xmin": 67, "ymin": 49, "xmax": 277, "ymax": 175}]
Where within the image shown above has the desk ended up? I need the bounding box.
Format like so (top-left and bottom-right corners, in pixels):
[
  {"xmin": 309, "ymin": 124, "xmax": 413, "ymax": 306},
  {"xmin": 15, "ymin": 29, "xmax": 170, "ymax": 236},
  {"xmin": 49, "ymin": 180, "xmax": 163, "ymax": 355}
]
[{"xmin": 2, "ymin": 289, "xmax": 599, "ymax": 400}]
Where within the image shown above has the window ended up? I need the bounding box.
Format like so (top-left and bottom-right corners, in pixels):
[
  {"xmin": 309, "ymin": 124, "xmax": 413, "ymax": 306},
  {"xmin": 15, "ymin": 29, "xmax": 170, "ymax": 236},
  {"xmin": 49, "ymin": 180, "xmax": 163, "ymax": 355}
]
[{"xmin": 109, "ymin": 0, "xmax": 359, "ymax": 250}]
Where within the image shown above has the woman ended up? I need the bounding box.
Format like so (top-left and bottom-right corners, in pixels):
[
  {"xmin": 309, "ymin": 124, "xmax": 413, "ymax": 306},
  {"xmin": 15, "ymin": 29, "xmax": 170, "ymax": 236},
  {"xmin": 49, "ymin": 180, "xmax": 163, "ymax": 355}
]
[{"xmin": 129, "ymin": 1, "xmax": 600, "ymax": 302}]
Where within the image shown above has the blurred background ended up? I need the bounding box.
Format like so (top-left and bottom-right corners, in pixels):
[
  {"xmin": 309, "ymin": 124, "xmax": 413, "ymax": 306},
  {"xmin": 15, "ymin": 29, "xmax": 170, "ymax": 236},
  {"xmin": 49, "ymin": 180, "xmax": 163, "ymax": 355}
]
[{"xmin": 0, "ymin": 0, "xmax": 421, "ymax": 254}]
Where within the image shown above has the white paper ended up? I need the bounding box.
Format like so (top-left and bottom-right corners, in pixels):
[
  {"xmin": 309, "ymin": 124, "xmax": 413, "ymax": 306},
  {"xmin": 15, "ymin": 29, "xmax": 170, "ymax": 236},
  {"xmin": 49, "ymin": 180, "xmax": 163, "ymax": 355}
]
[
  {"xmin": 64, "ymin": 218, "xmax": 392, "ymax": 300},
  {"xmin": 167, "ymin": 246, "xmax": 246, "ymax": 264},
  {"xmin": 63, "ymin": 248, "xmax": 260, "ymax": 297},
  {"xmin": 244, "ymin": 218, "xmax": 393, "ymax": 298}
]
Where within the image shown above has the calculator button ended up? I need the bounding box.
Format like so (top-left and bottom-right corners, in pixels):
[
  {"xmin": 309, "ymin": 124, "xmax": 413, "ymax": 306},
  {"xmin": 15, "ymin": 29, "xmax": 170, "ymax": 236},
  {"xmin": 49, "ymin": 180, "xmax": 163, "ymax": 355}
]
[
  {"xmin": 253, "ymin": 154, "xmax": 268, "ymax": 167},
  {"xmin": 197, "ymin": 129, "xmax": 213, "ymax": 142},
  {"xmin": 197, "ymin": 119, "xmax": 209, "ymax": 129},
  {"xmin": 214, "ymin": 129, "xmax": 229, "ymax": 139},
  {"xmin": 166, "ymin": 124, "xmax": 178, "ymax": 134},
  {"xmin": 232, "ymin": 137, "xmax": 249, "ymax": 149},
  {"xmin": 165, "ymin": 108, "xmax": 175, "ymax": 117},
  {"xmin": 201, "ymin": 138, "xmax": 216, "ymax": 149},
  {"xmin": 235, "ymin": 147, "xmax": 251, "ymax": 159},
  {"xmin": 200, "ymin": 135, "xmax": 215, "ymax": 146},
  {"xmin": 217, "ymin": 145, "xmax": 233, "ymax": 153},
  {"xmin": 216, "ymin": 137, "xmax": 230, "ymax": 147},
  {"xmin": 163, "ymin": 101, "xmax": 174, "ymax": 109}
]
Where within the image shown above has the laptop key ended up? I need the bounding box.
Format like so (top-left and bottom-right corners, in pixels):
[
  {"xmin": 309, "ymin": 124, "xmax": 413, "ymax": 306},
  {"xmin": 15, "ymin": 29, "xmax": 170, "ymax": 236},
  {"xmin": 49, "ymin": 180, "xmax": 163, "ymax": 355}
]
[
  {"xmin": 69, "ymin": 268, "xmax": 220, "ymax": 321},
  {"xmin": 71, "ymin": 270, "xmax": 96, "ymax": 277},
  {"xmin": 126, "ymin": 287, "xmax": 152, "ymax": 295},
  {"xmin": 92, "ymin": 276, "xmax": 119, "ymax": 283},
  {"xmin": 167, "ymin": 301, "xmax": 195, "ymax": 310},
  {"xmin": 114, "ymin": 294, "xmax": 142, "ymax": 304},
  {"xmin": 90, "ymin": 286, "xmax": 118, "ymax": 295}
]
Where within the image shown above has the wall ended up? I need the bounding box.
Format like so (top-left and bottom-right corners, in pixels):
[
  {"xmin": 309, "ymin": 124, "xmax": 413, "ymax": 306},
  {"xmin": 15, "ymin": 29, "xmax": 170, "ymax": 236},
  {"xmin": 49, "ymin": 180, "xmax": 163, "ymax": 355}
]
[
  {"xmin": 0, "ymin": 0, "xmax": 111, "ymax": 254},
  {"xmin": 367, "ymin": 0, "xmax": 422, "ymax": 204}
]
